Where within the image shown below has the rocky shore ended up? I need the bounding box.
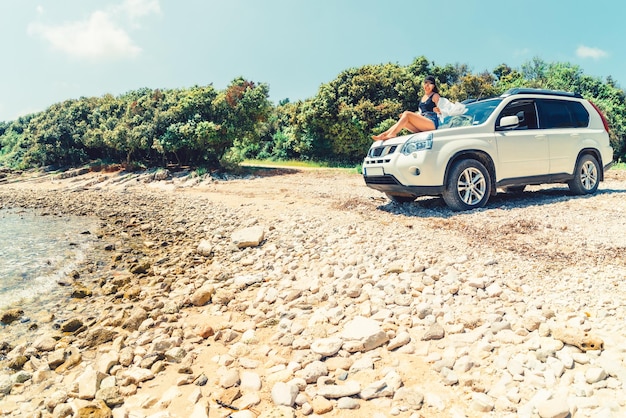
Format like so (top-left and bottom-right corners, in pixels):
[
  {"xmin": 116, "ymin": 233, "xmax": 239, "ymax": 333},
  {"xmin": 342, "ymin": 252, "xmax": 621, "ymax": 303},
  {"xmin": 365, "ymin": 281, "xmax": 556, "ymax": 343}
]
[{"xmin": 1, "ymin": 166, "xmax": 626, "ymax": 418}]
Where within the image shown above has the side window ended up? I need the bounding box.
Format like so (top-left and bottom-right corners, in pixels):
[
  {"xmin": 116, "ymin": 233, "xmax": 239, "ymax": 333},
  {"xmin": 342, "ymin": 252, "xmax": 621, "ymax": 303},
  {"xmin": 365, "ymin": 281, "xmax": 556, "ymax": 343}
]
[
  {"xmin": 536, "ymin": 99, "xmax": 589, "ymax": 128},
  {"xmin": 568, "ymin": 101, "xmax": 590, "ymax": 127},
  {"xmin": 496, "ymin": 99, "xmax": 538, "ymax": 130}
]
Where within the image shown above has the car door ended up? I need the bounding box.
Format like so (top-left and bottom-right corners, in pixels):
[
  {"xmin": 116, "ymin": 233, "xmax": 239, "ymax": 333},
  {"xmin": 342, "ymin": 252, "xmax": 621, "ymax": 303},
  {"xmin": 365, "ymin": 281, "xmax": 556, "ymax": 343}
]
[
  {"xmin": 535, "ymin": 99, "xmax": 589, "ymax": 175},
  {"xmin": 494, "ymin": 99, "xmax": 549, "ymax": 181}
]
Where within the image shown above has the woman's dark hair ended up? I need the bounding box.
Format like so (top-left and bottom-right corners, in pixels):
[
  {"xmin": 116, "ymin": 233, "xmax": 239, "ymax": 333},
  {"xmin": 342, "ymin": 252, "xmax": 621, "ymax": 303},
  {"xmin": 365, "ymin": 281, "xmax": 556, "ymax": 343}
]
[{"xmin": 424, "ymin": 75, "xmax": 439, "ymax": 94}]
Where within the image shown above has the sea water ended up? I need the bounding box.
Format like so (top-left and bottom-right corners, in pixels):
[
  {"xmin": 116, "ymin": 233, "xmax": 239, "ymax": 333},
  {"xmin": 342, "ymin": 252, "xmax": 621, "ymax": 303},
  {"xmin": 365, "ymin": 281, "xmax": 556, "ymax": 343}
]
[{"xmin": 0, "ymin": 208, "xmax": 100, "ymax": 312}]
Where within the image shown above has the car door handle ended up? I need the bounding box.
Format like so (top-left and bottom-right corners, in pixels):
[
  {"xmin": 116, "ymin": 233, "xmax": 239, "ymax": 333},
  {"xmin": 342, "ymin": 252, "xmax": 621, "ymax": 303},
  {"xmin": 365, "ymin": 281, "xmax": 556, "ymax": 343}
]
[{"xmin": 534, "ymin": 134, "xmax": 548, "ymax": 141}]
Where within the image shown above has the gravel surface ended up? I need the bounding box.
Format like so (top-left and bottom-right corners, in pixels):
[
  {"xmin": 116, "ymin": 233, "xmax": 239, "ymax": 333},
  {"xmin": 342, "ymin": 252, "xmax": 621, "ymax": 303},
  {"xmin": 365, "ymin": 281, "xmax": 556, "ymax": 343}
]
[{"xmin": 0, "ymin": 166, "xmax": 625, "ymax": 418}]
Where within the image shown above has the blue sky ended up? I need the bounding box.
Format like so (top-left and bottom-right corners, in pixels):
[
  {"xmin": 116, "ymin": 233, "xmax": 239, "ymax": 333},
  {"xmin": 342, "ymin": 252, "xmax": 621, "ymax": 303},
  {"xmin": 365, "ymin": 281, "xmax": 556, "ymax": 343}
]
[{"xmin": 0, "ymin": 0, "xmax": 623, "ymax": 123}]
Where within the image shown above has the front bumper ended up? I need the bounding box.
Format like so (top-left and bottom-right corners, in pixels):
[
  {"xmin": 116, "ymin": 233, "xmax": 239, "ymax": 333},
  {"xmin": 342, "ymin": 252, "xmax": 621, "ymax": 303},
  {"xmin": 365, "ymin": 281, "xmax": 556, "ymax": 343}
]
[
  {"xmin": 362, "ymin": 136, "xmax": 444, "ymax": 197},
  {"xmin": 363, "ymin": 174, "xmax": 444, "ymax": 197}
]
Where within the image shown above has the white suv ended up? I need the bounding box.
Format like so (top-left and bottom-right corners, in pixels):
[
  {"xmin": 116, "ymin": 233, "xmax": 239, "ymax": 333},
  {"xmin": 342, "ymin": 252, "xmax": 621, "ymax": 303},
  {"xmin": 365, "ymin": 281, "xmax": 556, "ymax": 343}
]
[{"xmin": 363, "ymin": 88, "xmax": 614, "ymax": 211}]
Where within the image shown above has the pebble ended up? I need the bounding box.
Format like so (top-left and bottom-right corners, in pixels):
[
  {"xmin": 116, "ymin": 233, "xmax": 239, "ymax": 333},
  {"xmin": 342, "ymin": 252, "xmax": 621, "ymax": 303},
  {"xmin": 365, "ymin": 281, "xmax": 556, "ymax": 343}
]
[
  {"xmin": 537, "ymin": 398, "xmax": 571, "ymax": 418},
  {"xmin": 271, "ymin": 382, "xmax": 299, "ymax": 407}
]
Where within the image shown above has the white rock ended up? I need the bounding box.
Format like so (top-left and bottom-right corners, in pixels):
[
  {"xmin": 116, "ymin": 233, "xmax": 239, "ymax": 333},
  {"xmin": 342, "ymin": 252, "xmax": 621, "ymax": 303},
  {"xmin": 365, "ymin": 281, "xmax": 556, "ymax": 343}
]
[
  {"xmin": 77, "ymin": 365, "xmax": 105, "ymax": 400},
  {"xmin": 232, "ymin": 226, "xmax": 265, "ymax": 248},
  {"xmin": 100, "ymin": 375, "xmax": 116, "ymax": 390},
  {"xmin": 546, "ymin": 357, "xmax": 565, "ymax": 378},
  {"xmin": 453, "ymin": 356, "xmax": 474, "ymax": 373},
  {"xmin": 239, "ymin": 357, "xmax": 261, "ymax": 369},
  {"xmin": 297, "ymin": 360, "xmax": 328, "ymax": 384},
  {"xmin": 271, "ymin": 381, "xmax": 299, "ymax": 406},
  {"xmin": 121, "ymin": 367, "xmax": 155, "ymax": 384},
  {"xmin": 229, "ymin": 342, "xmax": 251, "ymax": 358},
  {"xmin": 316, "ymin": 377, "xmax": 361, "ymax": 398},
  {"xmin": 341, "ymin": 316, "xmax": 389, "ymax": 352},
  {"xmin": 196, "ymin": 239, "xmax": 213, "ymax": 256},
  {"xmin": 537, "ymin": 398, "xmax": 570, "ymax": 418},
  {"xmin": 337, "ymin": 397, "xmax": 360, "ymax": 409},
  {"xmin": 507, "ymin": 358, "xmax": 525, "ymax": 377},
  {"xmin": 423, "ymin": 392, "xmax": 446, "ymax": 410},
  {"xmin": 165, "ymin": 347, "xmax": 187, "ymax": 363},
  {"xmin": 486, "ymin": 283, "xmax": 503, "ymax": 297},
  {"xmin": 241, "ymin": 329, "xmax": 258, "ymax": 344},
  {"xmin": 467, "ymin": 278, "xmax": 486, "ymax": 289},
  {"xmin": 311, "ymin": 337, "xmax": 343, "ymax": 357},
  {"xmin": 349, "ymin": 357, "xmax": 375, "ymax": 374},
  {"xmin": 585, "ymin": 367, "xmax": 607, "ymax": 384},
  {"xmin": 471, "ymin": 392, "xmax": 494, "ymax": 412},
  {"xmin": 441, "ymin": 367, "xmax": 458, "ymax": 386},
  {"xmin": 220, "ymin": 369, "xmax": 240, "ymax": 388},
  {"xmin": 240, "ymin": 371, "xmax": 262, "ymax": 391},
  {"xmin": 33, "ymin": 336, "xmax": 57, "ymax": 352},
  {"xmin": 229, "ymin": 410, "xmax": 255, "ymax": 418},
  {"xmin": 233, "ymin": 274, "xmax": 263, "ymax": 289},
  {"xmin": 0, "ymin": 375, "xmax": 13, "ymax": 395},
  {"xmin": 555, "ymin": 350, "xmax": 574, "ymax": 369},
  {"xmin": 263, "ymin": 287, "xmax": 279, "ymax": 304},
  {"xmin": 387, "ymin": 332, "xmax": 411, "ymax": 351},
  {"xmin": 189, "ymin": 399, "xmax": 211, "ymax": 418},
  {"xmin": 361, "ymin": 379, "xmax": 393, "ymax": 400},
  {"xmin": 393, "ymin": 387, "xmax": 424, "ymax": 410}
]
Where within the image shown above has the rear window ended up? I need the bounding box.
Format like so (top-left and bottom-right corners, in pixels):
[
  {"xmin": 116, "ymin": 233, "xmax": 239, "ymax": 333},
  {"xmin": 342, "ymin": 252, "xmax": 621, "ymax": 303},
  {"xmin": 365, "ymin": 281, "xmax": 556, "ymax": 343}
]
[{"xmin": 536, "ymin": 99, "xmax": 589, "ymax": 129}]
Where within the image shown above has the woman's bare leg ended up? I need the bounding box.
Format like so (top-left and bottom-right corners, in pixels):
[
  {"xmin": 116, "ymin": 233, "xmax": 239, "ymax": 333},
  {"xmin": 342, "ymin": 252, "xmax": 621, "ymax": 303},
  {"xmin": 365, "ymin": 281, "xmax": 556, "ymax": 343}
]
[{"xmin": 372, "ymin": 111, "xmax": 435, "ymax": 140}]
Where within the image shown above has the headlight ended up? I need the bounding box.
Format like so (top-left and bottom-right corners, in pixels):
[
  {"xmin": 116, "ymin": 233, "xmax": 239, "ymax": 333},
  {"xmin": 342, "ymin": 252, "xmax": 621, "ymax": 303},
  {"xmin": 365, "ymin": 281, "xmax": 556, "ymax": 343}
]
[{"xmin": 401, "ymin": 132, "xmax": 433, "ymax": 155}]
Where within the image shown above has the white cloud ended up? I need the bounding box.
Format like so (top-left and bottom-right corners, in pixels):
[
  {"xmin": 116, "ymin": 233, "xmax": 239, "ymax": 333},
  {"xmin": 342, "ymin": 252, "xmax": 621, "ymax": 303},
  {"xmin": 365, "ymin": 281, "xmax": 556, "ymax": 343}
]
[
  {"xmin": 117, "ymin": 0, "xmax": 161, "ymax": 20},
  {"xmin": 28, "ymin": 11, "xmax": 141, "ymax": 61},
  {"xmin": 576, "ymin": 45, "xmax": 608, "ymax": 60},
  {"xmin": 28, "ymin": 0, "xmax": 160, "ymax": 61}
]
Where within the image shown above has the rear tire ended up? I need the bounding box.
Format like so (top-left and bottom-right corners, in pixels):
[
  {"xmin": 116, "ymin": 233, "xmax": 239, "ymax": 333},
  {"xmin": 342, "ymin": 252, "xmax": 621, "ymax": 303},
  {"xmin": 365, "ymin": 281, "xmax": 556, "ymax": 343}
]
[
  {"xmin": 442, "ymin": 159, "xmax": 492, "ymax": 211},
  {"xmin": 568, "ymin": 154, "xmax": 600, "ymax": 195}
]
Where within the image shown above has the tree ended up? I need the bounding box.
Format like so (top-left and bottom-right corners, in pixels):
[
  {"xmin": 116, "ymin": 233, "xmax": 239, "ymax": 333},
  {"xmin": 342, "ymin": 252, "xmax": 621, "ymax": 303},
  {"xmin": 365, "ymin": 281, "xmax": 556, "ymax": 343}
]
[
  {"xmin": 211, "ymin": 77, "xmax": 272, "ymax": 166},
  {"xmin": 301, "ymin": 63, "xmax": 413, "ymax": 161},
  {"xmin": 431, "ymin": 72, "xmax": 497, "ymax": 103},
  {"xmin": 521, "ymin": 57, "xmax": 548, "ymax": 84},
  {"xmin": 22, "ymin": 100, "xmax": 89, "ymax": 167},
  {"xmin": 2, "ymin": 56, "xmax": 625, "ymax": 169}
]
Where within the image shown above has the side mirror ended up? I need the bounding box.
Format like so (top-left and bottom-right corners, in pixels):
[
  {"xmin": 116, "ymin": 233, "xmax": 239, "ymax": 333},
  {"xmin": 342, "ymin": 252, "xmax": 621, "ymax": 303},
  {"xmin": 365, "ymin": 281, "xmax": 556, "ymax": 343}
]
[{"xmin": 498, "ymin": 115, "xmax": 519, "ymax": 129}]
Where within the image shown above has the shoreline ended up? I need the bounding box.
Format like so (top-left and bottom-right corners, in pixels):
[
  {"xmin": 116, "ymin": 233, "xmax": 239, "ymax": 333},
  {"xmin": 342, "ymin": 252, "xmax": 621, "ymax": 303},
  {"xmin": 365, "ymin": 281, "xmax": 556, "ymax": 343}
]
[
  {"xmin": 1, "ymin": 168, "xmax": 626, "ymax": 417},
  {"xmin": 0, "ymin": 209, "xmax": 111, "ymax": 347}
]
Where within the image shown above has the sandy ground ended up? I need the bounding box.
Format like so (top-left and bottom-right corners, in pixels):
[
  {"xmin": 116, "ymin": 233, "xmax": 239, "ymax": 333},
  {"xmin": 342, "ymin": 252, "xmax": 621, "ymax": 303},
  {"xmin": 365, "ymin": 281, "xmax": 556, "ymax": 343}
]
[{"xmin": 1, "ymin": 165, "xmax": 626, "ymax": 417}]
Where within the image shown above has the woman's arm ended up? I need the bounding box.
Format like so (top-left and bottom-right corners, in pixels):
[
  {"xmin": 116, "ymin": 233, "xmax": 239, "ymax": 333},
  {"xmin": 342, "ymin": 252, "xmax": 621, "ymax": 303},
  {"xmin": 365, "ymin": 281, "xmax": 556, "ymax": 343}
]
[{"xmin": 433, "ymin": 93, "xmax": 441, "ymax": 114}]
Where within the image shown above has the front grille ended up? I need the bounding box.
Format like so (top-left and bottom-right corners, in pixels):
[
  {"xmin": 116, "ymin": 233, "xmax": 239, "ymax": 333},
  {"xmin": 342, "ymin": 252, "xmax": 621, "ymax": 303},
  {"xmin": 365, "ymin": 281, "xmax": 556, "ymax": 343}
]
[
  {"xmin": 369, "ymin": 144, "xmax": 398, "ymax": 158},
  {"xmin": 364, "ymin": 175, "xmax": 400, "ymax": 185}
]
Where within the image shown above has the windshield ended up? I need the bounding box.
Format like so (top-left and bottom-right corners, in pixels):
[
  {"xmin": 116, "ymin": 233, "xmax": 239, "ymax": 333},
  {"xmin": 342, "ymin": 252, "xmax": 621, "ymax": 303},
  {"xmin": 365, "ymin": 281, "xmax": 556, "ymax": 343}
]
[{"xmin": 439, "ymin": 98, "xmax": 502, "ymax": 129}]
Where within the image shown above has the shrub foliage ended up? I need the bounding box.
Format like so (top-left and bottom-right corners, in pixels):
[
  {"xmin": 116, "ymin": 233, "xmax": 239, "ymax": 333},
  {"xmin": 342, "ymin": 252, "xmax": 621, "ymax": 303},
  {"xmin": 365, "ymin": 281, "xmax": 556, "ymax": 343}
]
[{"xmin": 1, "ymin": 57, "xmax": 625, "ymax": 170}]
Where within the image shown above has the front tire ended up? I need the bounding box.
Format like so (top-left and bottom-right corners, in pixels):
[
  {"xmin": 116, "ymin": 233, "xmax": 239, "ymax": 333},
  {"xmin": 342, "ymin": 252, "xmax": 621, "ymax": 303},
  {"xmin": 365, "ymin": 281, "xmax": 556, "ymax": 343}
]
[
  {"xmin": 442, "ymin": 159, "xmax": 492, "ymax": 211},
  {"xmin": 568, "ymin": 154, "xmax": 600, "ymax": 195}
]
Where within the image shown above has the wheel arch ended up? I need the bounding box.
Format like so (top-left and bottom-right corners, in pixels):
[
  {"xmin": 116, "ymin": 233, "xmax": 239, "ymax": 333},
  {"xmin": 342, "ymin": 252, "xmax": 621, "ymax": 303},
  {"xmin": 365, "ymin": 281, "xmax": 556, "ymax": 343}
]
[
  {"xmin": 576, "ymin": 148, "xmax": 604, "ymax": 181},
  {"xmin": 444, "ymin": 150, "xmax": 498, "ymax": 196}
]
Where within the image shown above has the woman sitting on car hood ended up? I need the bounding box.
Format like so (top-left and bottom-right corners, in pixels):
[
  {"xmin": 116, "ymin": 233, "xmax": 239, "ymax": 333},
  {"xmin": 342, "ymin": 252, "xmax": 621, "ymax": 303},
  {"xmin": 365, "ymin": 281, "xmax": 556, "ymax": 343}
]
[{"xmin": 372, "ymin": 75, "xmax": 441, "ymax": 141}]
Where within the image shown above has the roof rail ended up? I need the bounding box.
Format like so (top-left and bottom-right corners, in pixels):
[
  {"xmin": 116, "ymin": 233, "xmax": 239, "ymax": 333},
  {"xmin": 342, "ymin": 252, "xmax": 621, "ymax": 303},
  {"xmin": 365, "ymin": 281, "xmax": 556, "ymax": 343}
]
[{"xmin": 502, "ymin": 88, "xmax": 583, "ymax": 98}]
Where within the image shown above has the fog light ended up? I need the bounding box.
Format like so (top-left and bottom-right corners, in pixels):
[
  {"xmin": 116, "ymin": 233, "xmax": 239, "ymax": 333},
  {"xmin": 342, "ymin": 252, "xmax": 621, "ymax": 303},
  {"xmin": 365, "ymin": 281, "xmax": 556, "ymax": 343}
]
[{"xmin": 410, "ymin": 166, "xmax": 421, "ymax": 176}]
